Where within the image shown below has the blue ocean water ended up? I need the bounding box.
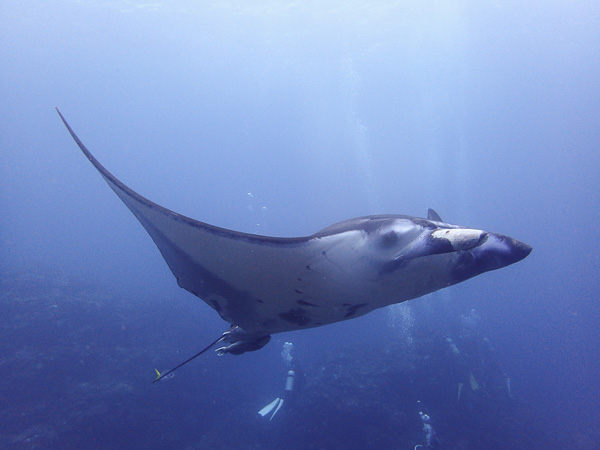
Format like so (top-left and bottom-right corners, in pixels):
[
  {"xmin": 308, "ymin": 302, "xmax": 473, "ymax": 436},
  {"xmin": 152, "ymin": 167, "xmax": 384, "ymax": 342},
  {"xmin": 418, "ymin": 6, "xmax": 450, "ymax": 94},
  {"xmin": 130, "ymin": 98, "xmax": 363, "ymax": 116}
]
[{"xmin": 1, "ymin": 1, "xmax": 599, "ymax": 448}]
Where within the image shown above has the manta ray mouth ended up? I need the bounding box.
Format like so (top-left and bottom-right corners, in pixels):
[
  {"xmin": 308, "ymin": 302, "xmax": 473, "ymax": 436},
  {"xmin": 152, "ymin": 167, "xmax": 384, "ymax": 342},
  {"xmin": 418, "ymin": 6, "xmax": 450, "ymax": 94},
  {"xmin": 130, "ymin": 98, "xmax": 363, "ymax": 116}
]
[
  {"xmin": 485, "ymin": 233, "xmax": 532, "ymax": 264},
  {"xmin": 503, "ymin": 237, "xmax": 532, "ymax": 263},
  {"xmin": 453, "ymin": 233, "xmax": 532, "ymax": 282}
]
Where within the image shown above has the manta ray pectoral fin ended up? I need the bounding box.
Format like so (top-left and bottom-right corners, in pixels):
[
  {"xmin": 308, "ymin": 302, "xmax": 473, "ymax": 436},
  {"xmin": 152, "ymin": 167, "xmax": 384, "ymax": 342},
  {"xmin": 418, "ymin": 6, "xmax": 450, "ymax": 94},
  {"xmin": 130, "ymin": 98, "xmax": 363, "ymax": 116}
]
[{"xmin": 56, "ymin": 108, "xmax": 313, "ymax": 337}]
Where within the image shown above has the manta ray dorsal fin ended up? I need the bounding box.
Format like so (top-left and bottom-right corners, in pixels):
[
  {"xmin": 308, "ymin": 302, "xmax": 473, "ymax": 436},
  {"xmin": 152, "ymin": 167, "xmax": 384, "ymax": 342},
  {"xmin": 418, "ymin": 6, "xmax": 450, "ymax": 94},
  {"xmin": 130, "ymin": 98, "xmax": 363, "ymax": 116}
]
[{"xmin": 427, "ymin": 208, "xmax": 443, "ymax": 222}]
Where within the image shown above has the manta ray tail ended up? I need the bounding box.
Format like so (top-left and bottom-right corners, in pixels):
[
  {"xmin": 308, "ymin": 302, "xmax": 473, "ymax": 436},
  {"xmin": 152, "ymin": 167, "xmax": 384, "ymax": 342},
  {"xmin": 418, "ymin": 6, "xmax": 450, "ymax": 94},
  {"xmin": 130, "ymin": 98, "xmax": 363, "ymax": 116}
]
[{"xmin": 152, "ymin": 332, "xmax": 229, "ymax": 384}]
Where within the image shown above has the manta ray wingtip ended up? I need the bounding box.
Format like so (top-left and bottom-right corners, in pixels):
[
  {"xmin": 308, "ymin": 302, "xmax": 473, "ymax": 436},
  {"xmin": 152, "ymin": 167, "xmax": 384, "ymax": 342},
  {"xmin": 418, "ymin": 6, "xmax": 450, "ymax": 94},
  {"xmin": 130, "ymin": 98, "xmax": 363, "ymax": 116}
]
[{"xmin": 55, "ymin": 107, "xmax": 68, "ymax": 125}]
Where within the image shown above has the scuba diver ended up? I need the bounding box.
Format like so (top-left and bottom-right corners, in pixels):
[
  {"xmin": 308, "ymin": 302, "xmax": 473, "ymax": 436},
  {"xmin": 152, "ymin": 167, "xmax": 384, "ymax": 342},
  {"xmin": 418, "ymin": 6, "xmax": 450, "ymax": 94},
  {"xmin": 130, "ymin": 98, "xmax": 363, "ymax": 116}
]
[
  {"xmin": 414, "ymin": 401, "xmax": 441, "ymax": 449},
  {"xmin": 445, "ymin": 335, "xmax": 479, "ymax": 407},
  {"xmin": 258, "ymin": 342, "xmax": 304, "ymax": 420},
  {"xmin": 449, "ymin": 309, "xmax": 513, "ymax": 407}
]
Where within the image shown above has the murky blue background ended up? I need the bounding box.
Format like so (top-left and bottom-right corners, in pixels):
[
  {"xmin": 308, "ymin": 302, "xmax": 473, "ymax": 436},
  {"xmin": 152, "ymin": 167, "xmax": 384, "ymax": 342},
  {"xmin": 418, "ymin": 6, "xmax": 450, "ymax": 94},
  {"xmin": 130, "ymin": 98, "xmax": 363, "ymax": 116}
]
[{"xmin": 1, "ymin": 1, "xmax": 599, "ymax": 448}]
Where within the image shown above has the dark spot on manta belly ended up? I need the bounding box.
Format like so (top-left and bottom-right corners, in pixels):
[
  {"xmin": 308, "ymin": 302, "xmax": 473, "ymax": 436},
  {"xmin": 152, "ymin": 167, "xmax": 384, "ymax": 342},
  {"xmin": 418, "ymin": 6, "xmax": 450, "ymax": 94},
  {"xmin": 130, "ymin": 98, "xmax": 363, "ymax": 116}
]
[
  {"xmin": 297, "ymin": 299, "xmax": 318, "ymax": 307},
  {"xmin": 344, "ymin": 302, "xmax": 369, "ymax": 318},
  {"xmin": 279, "ymin": 308, "xmax": 312, "ymax": 326},
  {"xmin": 294, "ymin": 289, "xmax": 303, "ymax": 294}
]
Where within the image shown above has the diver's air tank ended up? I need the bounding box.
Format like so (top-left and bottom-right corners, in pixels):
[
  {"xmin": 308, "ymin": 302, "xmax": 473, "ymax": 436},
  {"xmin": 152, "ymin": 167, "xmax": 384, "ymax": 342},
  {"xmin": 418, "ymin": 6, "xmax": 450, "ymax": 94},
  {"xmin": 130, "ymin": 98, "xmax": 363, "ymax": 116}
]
[{"xmin": 285, "ymin": 370, "xmax": 295, "ymax": 391}]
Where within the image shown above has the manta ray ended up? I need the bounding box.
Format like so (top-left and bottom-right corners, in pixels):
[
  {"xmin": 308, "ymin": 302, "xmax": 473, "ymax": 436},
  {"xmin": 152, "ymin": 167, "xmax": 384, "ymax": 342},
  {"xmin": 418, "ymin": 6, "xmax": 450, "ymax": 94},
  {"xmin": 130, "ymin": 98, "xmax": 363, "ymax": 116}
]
[{"xmin": 57, "ymin": 109, "xmax": 531, "ymax": 379}]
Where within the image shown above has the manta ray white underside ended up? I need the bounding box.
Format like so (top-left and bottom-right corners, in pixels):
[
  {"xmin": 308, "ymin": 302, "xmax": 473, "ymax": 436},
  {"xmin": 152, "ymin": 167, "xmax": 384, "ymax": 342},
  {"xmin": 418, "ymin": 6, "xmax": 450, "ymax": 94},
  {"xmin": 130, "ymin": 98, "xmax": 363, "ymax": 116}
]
[{"xmin": 57, "ymin": 109, "xmax": 531, "ymax": 356}]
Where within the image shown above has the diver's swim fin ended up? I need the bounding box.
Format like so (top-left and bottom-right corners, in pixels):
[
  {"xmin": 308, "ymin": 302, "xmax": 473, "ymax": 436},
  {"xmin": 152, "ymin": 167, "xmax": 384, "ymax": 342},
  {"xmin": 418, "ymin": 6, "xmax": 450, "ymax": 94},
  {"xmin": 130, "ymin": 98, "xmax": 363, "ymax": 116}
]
[
  {"xmin": 469, "ymin": 371, "xmax": 480, "ymax": 391},
  {"xmin": 258, "ymin": 398, "xmax": 284, "ymax": 420},
  {"xmin": 271, "ymin": 398, "xmax": 284, "ymax": 419},
  {"xmin": 258, "ymin": 398, "xmax": 280, "ymax": 417}
]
